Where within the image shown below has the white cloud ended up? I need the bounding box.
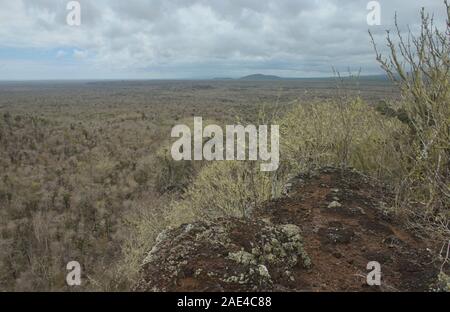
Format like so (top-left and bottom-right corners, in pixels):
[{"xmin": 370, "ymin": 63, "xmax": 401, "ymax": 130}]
[
  {"xmin": 0, "ymin": 0, "xmax": 447, "ymax": 79},
  {"xmin": 73, "ymin": 49, "xmax": 88, "ymax": 59}
]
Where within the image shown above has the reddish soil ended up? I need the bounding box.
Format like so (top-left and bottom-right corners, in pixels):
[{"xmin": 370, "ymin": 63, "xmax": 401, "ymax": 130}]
[
  {"xmin": 256, "ymin": 167, "xmax": 440, "ymax": 291},
  {"xmin": 135, "ymin": 167, "xmax": 444, "ymax": 292}
]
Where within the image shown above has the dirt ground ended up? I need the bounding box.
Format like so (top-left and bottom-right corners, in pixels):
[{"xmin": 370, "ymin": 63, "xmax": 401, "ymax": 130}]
[{"xmin": 135, "ymin": 167, "xmax": 443, "ymax": 292}]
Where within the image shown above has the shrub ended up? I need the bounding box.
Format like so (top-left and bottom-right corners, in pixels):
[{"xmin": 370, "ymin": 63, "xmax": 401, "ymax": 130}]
[
  {"xmin": 154, "ymin": 148, "xmax": 196, "ymax": 194},
  {"xmin": 166, "ymin": 160, "xmax": 273, "ymax": 226},
  {"xmin": 280, "ymin": 97, "xmax": 409, "ymax": 181},
  {"xmin": 370, "ymin": 1, "xmax": 450, "ymax": 235}
]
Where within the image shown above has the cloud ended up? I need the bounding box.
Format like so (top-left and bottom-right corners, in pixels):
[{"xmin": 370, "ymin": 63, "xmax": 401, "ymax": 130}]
[
  {"xmin": 73, "ymin": 49, "xmax": 88, "ymax": 59},
  {"xmin": 0, "ymin": 0, "xmax": 447, "ymax": 79},
  {"xmin": 56, "ymin": 50, "xmax": 67, "ymax": 58}
]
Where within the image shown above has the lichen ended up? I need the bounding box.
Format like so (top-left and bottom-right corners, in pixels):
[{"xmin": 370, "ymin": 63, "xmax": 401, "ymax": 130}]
[{"xmin": 228, "ymin": 250, "xmax": 257, "ymax": 265}]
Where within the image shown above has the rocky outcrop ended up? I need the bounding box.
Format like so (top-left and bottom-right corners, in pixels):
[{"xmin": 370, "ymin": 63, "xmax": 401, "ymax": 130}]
[
  {"xmin": 134, "ymin": 218, "xmax": 311, "ymax": 291},
  {"xmin": 135, "ymin": 167, "xmax": 443, "ymax": 292}
]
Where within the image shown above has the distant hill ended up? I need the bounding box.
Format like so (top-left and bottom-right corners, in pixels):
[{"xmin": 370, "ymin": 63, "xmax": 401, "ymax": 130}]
[{"xmin": 240, "ymin": 74, "xmax": 282, "ymax": 80}]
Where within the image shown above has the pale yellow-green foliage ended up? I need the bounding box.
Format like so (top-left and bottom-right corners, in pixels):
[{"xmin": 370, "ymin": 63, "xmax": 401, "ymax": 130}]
[
  {"xmin": 108, "ymin": 198, "xmax": 168, "ymax": 290},
  {"xmin": 167, "ymin": 161, "xmax": 273, "ymax": 226},
  {"xmin": 152, "ymin": 117, "xmax": 220, "ymax": 194},
  {"xmin": 158, "ymin": 97, "xmax": 409, "ymax": 231},
  {"xmin": 280, "ymin": 97, "xmax": 409, "ymax": 181},
  {"xmin": 370, "ymin": 1, "xmax": 450, "ymax": 234}
]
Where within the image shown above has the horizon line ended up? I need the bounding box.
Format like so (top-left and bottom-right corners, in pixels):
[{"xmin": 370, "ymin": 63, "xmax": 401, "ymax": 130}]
[{"xmin": 0, "ymin": 74, "xmax": 388, "ymax": 83}]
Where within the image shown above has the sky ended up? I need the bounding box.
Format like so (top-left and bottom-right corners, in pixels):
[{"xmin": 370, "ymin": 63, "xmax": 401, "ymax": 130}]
[{"xmin": 0, "ymin": 0, "xmax": 446, "ymax": 80}]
